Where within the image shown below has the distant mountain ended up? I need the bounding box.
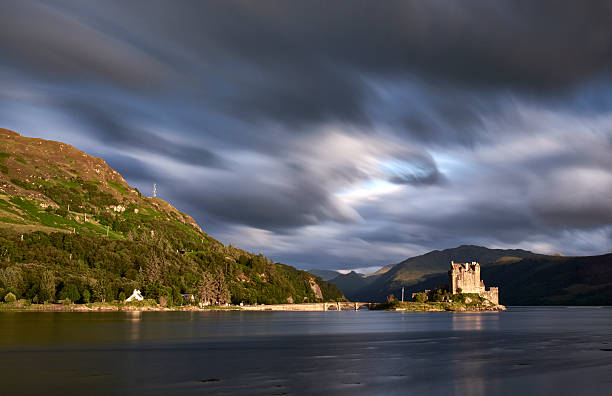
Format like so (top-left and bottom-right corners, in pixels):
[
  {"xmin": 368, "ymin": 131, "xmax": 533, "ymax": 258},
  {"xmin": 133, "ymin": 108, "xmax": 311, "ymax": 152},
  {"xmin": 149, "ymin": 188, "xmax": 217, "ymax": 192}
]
[
  {"xmin": 308, "ymin": 269, "xmax": 341, "ymax": 281},
  {"xmin": 0, "ymin": 129, "xmax": 344, "ymax": 305},
  {"xmin": 349, "ymin": 245, "xmax": 536, "ymax": 302},
  {"xmin": 482, "ymin": 253, "xmax": 612, "ymax": 305},
  {"xmin": 363, "ymin": 263, "xmax": 394, "ymax": 278},
  {"xmin": 403, "ymin": 253, "xmax": 612, "ymax": 305},
  {"xmin": 328, "ymin": 271, "xmax": 370, "ymax": 300},
  {"xmin": 338, "ymin": 245, "xmax": 612, "ymax": 305}
]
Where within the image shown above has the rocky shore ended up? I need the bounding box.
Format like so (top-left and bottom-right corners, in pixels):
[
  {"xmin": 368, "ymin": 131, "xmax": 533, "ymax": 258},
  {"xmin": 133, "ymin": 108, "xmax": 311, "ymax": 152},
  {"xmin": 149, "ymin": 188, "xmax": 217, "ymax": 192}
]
[{"xmin": 374, "ymin": 300, "xmax": 506, "ymax": 312}]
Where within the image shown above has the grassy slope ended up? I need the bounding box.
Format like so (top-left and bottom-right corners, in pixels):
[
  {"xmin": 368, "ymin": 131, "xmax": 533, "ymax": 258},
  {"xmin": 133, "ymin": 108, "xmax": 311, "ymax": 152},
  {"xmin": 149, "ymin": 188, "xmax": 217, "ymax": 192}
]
[{"xmin": 0, "ymin": 127, "xmax": 203, "ymax": 238}]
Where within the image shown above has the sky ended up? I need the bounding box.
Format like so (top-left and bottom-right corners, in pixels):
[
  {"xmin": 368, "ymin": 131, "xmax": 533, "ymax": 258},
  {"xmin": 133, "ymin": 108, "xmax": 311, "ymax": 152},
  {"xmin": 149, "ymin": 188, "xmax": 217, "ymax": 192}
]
[{"xmin": 1, "ymin": 1, "xmax": 612, "ymax": 272}]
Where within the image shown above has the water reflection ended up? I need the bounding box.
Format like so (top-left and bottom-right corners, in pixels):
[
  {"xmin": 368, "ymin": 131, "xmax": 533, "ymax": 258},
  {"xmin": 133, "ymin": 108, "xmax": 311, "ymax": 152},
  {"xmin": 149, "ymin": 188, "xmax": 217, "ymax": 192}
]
[
  {"xmin": 127, "ymin": 311, "xmax": 142, "ymax": 341},
  {"xmin": 452, "ymin": 313, "xmax": 500, "ymax": 331},
  {"xmin": 0, "ymin": 308, "xmax": 609, "ymax": 396}
]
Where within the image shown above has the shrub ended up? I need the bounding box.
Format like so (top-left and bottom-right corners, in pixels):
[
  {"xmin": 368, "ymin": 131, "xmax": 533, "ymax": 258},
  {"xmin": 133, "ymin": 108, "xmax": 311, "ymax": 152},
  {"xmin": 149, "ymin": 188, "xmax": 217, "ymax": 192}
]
[
  {"xmin": 4, "ymin": 292, "xmax": 16, "ymax": 303},
  {"xmin": 413, "ymin": 292, "xmax": 428, "ymax": 303},
  {"xmin": 81, "ymin": 289, "xmax": 91, "ymax": 303}
]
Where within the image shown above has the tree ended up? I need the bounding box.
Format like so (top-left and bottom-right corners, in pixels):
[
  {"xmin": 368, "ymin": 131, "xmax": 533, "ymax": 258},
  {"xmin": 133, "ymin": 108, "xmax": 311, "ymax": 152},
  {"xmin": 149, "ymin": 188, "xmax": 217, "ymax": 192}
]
[
  {"xmin": 413, "ymin": 292, "xmax": 428, "ymax": 303},
  {"xmin": 39, "ymin": 270, "xmax": 56, "ymax": 302},
  {"xmin": 197, "ymin": 272, "xmax": 215, "ymax": 304},
  {"xmin": 213, "ymin": 269, "xmax": 230, "ymax": 304},
  {"xmin": 58, "ymin": 283, "xmax": 80, "ymax": 303},
  {"xmin": 0, "ymin": 267, "xmax": 25, "ymax": 297},
  {"xmin": 4, "ymin": 292, "xmax": 16, "ymax": 303},
  {"xmin": 81, "ymin": 289, "xmax": 91, "ymax": 303},
  {"xmin": 238, "ymin": 255, "xmax": 249, "ymax": 267}
]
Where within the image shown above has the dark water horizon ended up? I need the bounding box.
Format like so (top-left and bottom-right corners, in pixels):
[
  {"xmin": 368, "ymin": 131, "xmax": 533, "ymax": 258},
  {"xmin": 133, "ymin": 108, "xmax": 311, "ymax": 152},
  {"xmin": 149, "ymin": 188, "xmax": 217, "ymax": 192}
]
[{"xmin": 1, "ymin": 306, "xmax": 611, "ymax": 395}]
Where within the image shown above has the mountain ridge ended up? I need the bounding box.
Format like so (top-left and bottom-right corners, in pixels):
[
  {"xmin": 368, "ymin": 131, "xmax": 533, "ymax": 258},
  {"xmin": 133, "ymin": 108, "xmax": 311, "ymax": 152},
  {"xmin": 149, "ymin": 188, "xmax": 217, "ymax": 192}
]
[
  {"xmin": 330, "ymin": 244, "xmax": 611, "ymax": 304},
  {"xmin": 349, "ymin": 245, "xmax": 535, "ymax": 301}
]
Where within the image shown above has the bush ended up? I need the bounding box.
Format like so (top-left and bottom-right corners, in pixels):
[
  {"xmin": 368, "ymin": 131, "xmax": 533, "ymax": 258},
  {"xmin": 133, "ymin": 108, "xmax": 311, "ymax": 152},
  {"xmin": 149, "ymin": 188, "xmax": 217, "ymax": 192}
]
[
  {"xmin": 413, "ymin": 292, "xmax": 428, "ymax": 303},
  {"xmin": 59, "ymin": 298, "xmax": 72, "ymax": 305},
  {"xmin": 4, "ymin": 292, "xmax": 16, "ymax": 303}
]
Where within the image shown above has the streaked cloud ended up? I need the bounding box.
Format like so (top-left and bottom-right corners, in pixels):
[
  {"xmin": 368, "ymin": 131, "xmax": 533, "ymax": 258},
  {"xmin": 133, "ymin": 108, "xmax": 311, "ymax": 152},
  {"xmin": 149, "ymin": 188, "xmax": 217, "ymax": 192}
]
[{"xmin": 1, "ymin": 1, "xmax": 611, "ymax": 270}]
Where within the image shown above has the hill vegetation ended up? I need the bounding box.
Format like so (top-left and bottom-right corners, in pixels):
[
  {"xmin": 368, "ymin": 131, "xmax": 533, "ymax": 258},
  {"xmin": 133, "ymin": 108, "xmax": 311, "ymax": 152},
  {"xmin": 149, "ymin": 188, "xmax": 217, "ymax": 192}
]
[{"xmin": 0, "ymin": 129, "xmax": 344, "ymax": 305}]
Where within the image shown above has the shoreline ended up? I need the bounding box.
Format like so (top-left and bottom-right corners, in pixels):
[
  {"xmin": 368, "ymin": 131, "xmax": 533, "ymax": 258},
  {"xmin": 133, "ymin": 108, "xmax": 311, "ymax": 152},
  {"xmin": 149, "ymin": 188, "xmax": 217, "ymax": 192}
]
[{"xmin": 0, "ymin": 301, "xmax": 506, "ymax": 312}]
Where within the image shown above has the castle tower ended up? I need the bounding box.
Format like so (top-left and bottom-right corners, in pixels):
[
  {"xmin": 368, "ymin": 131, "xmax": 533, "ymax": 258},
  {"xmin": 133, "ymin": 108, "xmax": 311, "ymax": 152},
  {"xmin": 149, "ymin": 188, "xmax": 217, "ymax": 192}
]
[{"xmin": 448, "ymin": 261, "xmax": 499, "ymax": 305}]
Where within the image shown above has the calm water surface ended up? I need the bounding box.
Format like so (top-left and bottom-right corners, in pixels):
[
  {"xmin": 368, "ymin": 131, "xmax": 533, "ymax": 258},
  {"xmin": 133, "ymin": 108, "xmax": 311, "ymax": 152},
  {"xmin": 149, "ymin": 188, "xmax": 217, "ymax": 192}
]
[{"xmin": 0, "ymin": 307, "xmax": 611, "ymax": 395}]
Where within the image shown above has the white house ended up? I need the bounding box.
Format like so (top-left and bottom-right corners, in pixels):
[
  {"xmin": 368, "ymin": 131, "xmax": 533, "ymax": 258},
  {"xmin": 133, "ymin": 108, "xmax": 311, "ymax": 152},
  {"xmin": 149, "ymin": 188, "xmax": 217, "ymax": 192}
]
[{"xmin": 126, "ymin": 289, "xmax": 144, "ymax": 302}]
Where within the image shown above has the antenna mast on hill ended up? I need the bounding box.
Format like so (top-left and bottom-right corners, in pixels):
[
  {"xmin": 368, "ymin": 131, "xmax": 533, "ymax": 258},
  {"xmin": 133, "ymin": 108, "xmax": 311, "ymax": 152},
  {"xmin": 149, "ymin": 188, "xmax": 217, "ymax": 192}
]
[{"xmin": 153, "ymin": 183, "xmax": 157, "ymax": 198}]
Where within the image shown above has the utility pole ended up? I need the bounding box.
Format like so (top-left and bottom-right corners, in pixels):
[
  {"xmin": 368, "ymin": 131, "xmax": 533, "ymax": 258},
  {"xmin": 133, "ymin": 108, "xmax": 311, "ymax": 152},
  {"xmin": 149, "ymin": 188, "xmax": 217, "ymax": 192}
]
[{"xmin": 401, "ymin": 286, "xmax": 405, "ymax": 302}]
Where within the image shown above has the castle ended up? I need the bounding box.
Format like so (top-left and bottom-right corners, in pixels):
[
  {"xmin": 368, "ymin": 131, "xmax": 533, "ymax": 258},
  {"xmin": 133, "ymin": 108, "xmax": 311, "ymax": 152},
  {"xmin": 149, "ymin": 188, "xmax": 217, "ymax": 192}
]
[{"xmin": 448, "ymin": 261, "xmax": 499, "ymax": 305}]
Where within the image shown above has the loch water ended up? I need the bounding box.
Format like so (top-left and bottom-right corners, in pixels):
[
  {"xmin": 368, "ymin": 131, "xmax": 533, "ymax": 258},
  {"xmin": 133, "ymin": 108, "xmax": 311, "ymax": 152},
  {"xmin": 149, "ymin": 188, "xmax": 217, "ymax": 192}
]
[{"xmin": 0, "ymin": 307, "xmax": 611, "ymax": 395}]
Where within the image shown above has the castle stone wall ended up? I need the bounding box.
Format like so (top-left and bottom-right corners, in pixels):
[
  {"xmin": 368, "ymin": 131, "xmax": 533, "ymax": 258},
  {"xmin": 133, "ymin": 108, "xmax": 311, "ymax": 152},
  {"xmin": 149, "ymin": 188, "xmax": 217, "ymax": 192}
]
[
  {"xmin": 481, "ymin": 287, "xmax": 499, "ymax": 305},
  {"xmin": 448, "ymin": 261, "xmax": 499, "ymax": 305}
]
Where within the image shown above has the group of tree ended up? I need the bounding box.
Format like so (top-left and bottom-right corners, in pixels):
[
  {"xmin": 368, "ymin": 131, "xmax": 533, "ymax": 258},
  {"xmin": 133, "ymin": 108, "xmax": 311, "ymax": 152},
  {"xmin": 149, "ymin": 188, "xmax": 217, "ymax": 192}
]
[{"xmin": 0, "ymin": 228, "xmax": 344, "ymax": 306}]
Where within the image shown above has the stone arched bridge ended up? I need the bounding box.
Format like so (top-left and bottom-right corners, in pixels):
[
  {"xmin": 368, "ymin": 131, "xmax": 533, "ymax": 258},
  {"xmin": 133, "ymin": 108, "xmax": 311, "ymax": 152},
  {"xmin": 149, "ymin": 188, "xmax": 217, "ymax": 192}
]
[{"xmin": 241, "ymin": 302, "xmax": 378, "ymax": 311}]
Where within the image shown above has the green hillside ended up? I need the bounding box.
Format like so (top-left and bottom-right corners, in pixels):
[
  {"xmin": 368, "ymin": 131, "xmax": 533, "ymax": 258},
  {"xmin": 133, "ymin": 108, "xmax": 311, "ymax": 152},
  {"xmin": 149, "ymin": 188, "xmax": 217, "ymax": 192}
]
[{"xmin": 0, "ymin": 128, "xmax": 344, "ymax": 305}]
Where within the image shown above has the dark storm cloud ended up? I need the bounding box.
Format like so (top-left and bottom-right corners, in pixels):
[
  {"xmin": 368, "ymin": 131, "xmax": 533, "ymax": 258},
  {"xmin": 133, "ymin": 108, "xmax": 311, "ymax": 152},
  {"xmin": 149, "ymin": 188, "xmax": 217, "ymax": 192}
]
[
  {"xmin": 148, "ymin": 0, "xmax": 612, "ymax": 133},
  {"xmin": 0, "ymin": 0, "xmax": 169, "ymax": 88},
  {"xmin": 176, "ymin": 177, "xmax": 348, "ymax": 230},
  {"xmin": 5, "ymin": 1, "xmax": 612, "ymax": 129},
  {"xmin": 63, "ymin": 101, "xmax": 223, "ymax": 169},
  {"xmin": 1, "ymin": 1, "xmax": 612, "ymax": 269},
  {"xmin": 183, "ymin": 0, "xmax": 612, "ymax": 126}
]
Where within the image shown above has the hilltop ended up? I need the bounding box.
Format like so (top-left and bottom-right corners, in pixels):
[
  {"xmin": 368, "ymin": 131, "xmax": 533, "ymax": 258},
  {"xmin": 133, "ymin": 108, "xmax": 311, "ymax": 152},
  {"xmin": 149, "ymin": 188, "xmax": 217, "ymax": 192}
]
[
  {"xmin": 0, "ymin": 129, "xmax": 344, "ymax": 305},
  {"xmin": 0, "ymin": 127, "xmax": 201, "ymax": 236}
]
